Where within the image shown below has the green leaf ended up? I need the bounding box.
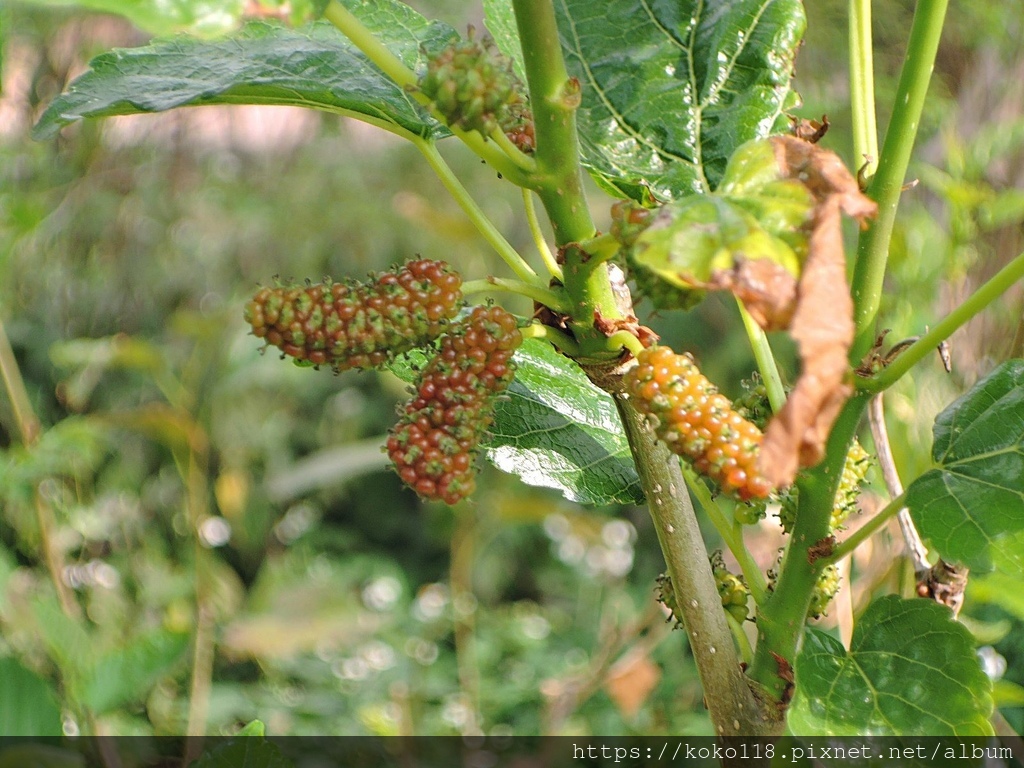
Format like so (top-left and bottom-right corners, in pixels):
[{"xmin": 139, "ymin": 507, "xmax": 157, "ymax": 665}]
[
  {"xmin": 236, "ymin": 720, "xmax": 267, "ymax": 736},
  {"xmin": 13, "ymin": 0, "xmax": 246, "ymax": 36},
  {"xmin": 0, "ymin": 657, "xmax": 63, "ymax": 736},
  {"xmin": 391, "ymin": 337, "xmax": 642, "ymax": 506},
  {"xmin": 35, "ymin": 6, "xmax": 458, "ymax": 140},
  {"xmin": 905, "ymin": 360, "xmax": 1024, "ymax": 574},
  {"xmin": 487, "ymin": 339, "xmax": 643, "ymax": 506},
  {"xmin": 192, "ymin": 734, "xmax": 293, "ymax": 768},
  {"xmin": 789, "ymin": 596, "xmax": 993, "ymax": 736},
  {"xmin": 0, "ymin": 745, "xmax": 84, "ymax": 768},
  {"xmin": 482, "ymin": 0, "xmax": 527, "ymax": 82},
  {"xmin": 82, "ymin": 630, "xmax": 190, "ymax": 713},
  {"xmin": 556, "ymin": 0, "xmax": 805, "ymax": 200}
]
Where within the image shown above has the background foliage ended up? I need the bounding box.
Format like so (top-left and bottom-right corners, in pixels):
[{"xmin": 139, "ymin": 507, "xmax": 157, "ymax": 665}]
[{"xmin": 1, "ymin": 0, "xmax": 1023, "ymax": 736}]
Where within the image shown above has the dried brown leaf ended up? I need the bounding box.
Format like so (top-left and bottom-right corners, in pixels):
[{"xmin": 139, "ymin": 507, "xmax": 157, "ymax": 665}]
[
  {"xmin": 757, "ymin": 138, "xmax": 877, "ymax": 487},
  {"xmin": 709, "ymin": 258, "xmax": 797, "ymax": 331},
  {"xmin": 604, "ymin": 648, "xmax": 661, "ymax": 720}
]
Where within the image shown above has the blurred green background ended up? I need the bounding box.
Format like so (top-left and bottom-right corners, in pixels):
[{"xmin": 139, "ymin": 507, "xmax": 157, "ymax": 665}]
[{"xmin": 1, "ymin": 0, "xmax": 1022, "ymax": 737}]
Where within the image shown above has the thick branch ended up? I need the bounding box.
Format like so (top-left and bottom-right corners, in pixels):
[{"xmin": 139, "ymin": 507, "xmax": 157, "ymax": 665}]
[{"xmin": 605, "ymin": 369, "xmax": 779, "ymax": 736}]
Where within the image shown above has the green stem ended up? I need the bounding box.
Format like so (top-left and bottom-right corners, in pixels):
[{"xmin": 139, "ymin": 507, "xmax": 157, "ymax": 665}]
[
  {"xmin": 414, "ymin": 139, "xmax": 539, "ymax": 284},
  {"xmin": 615, "ymin": 393, "xmax": 777, "ymax": 735},
  {"xmin": 826, "ymin": 491, "xmax": 907, "ymax": 565},
  {"xmin": 510, "ymin": 0, "xmax": 593, "ymax": 246},
  {"xmin": 747, "ymin": 394, "xmax": 868, "ymax": 702},
  {"xmin": 850, "ymin": 0, "xmax": 950, "ymax": 361},
  {"xmin": 736, "ymin": 300, "xmax": 786, "ymax": 412},
  {"xmin": 605, "ymin": 330, "xmax": 644, "ymax": 358},
  {"xmin": 726, "ymin": 612, "xmax": 754, "ymax": 667},
  {"xmin": 522, "ymin": 189, "xmax": 562, "ymax": 279},
  {"xmin": 849, "ymin": 0, "xmax": 879, "ymax": 179},
  {"xmin": 681, "ymin": 465, "xmax": 768, "ymax": 605},
  {"xmin": 0, "ymin": 318, "xmax": 41, "ymax": 444},
  {"xmin": 521, "ymin": 322, "xmax": 581, "ymax": 357},
  {"xmin": 323, "ymin": 0, "xmax": 533, "ymax": 183},
  {"xmin": 861, "ymin": 250, "xmax": 1024, "ymax": 391},
  {"xmin": 462, "ymin": 277, "xmax": 568, "ymax": 311}
]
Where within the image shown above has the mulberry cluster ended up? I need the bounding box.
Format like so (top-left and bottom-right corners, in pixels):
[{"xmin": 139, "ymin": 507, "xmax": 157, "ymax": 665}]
[
  {"xmin": 656, "ymin": 572, "xmax": 682, "ymax": 629},
  {"xmin": 711, "ymin": 552, "xmax": 750, "ymax": 624},
  {"xmin": 244, "ymin": 260, "xmax": 463, "ymax": 372},
  {"xmin": 777, "ymin": 438, "xmax": 871, "ymax": 534},
  {"xmin": 624, "ymin": 346, "xmax": 772, "ymax": 500},
  {"xmin": 387, "ymin": 305, "xmax": 522, "ymax": 505},
  {"xmin": 419, "ymin": 34, "xmax": 532, "ymax": 143}
]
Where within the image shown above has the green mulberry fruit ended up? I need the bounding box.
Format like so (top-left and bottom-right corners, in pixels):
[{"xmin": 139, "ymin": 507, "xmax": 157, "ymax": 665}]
[
  {"xmin": 624, "ymin": 346, "xmax": 772, "ymax": 500},
  {"xmin": 387, "ymin": 305, "xmax": 521, "ymax": 505},
  {"xmin": 807, "ymin": 564, "xmax": 841, "ymax": 619},
  {"xmin": 419, "ymin": 33, "xmax": 530, "ymax": 140},
  {"xmin": 245, "ymin": 259, "xmax": 463, "ymax": 372},
  {"xmin": 711, "ymin": 551, "xmax": 750, "ymax": 624},
  {"xmin": 777, "ymin": 438, "xmax": 871, "ymax": 534}
]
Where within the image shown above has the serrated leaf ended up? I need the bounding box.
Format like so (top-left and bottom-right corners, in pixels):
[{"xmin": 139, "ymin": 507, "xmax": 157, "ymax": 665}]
[
  {"xmin": 82, "ymin": 630, "xmax": 190, "ymax": 713},
  {"xmin": 905, "ymin": 360, "xmax": 1024, "ymax": 574},
  {"xmin": 0, "ymin": 657, "xmax": 63, "ymax": 736},
  {"xmin": 789, "ymin": 596, "xmax": 993, "ymax": 736},
  {"xmin": 391, "ymin": 338, "xmax": 642, "ymax": 506},
  {"xmin": 35, "ymin": 2, "xmax": 458, "ymax": 140},
  {"xmin": 556, "ymin": 0, "xmax": 805, "ymax": 200}
]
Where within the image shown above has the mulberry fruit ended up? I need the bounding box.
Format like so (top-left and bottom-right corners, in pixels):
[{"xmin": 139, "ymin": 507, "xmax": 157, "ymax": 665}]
[
  {"xmin": 807, "ymin": 564, "xmax": 841, "ymax": 619},
  {"xmin": 624, "ymin": 346, "xmax": 772, "ymax": 500},
  {"xmin": 419, "ymin": 33, "xmax": 532, "ymax": 141},
  {"xmin": 777, "ymin": 438, "xmax": 871, "ymax": 534},
  {"xmin": 244, "ymin": 259, "xmax": 463, "ymax": 372},
  {"xmin": 387, "ymin": 305, "xmax": 522, "ymax": 505},
  {"xmin": 711, "ymin": 551, "xmax": 750, "ymax": 624}
]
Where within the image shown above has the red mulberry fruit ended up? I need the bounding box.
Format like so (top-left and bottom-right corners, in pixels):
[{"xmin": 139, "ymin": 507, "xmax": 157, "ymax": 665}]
[
  {"xmin": 387, "ymin": 305, "xmax": 522, "ymax": 505},
  {"xmin": 244, "ymin": 259, "xmax": 463, "ymax": 372},
  {"xmin": 624, "ymin": 346, "xmax": 772, "ymax": 500}
]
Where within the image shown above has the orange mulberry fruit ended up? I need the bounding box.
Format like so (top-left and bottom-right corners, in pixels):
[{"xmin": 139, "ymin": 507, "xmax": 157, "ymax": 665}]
[{"xmin": 624, "ymin": 346, "xmax": 772, "ymax": 500}]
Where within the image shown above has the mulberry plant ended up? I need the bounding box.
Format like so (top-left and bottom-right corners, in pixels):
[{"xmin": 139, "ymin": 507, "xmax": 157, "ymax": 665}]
[{"xmin": 30, "ymin": 0, "xmax": 1024, "ymax": 742}]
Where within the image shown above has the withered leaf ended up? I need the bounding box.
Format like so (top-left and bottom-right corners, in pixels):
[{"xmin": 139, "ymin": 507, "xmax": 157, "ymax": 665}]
[
  {"xmin": 708, "ymin": 257, "xmax": 797, "ymax": 331},
  {"xmin": 604, "ymin": 649, "xmax": 661, "ymax": 720},
  {"xmin": 757, "ymin": 138, "xmax": 876, "ymax": 487}
]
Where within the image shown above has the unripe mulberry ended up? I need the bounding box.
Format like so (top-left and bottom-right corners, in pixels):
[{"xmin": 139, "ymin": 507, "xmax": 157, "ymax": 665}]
[
  {"xmin": 244, "ymin": 259, "xmax": 463, "ymax": 372},
  {"xmin": 624, "ymin": 346, "xmax": 772, "ymax": 500},
  {"xmin": 387, "ymin": 305, "xmax": 522, "ymax": 505},
  {"xmin": 807, "ymin": 564, "xmax": 841, "ymax": 619},
  {"xmin": 777, "ymin": 438, "xmax": 871, "ymax": 534},
  {"xmin": 711, "ymin": 551, "xmax": 750, "ymax": 624},
  {"xmin": 419, "ymin": 34, "xmax": 529, "ymax": 139},
  {"xmin": 656, "ymin": 572, "xmax": 682, "ymax": 629}
]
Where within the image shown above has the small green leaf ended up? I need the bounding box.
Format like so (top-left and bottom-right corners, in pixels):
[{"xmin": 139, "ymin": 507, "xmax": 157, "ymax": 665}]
[
  {"xmin": 789, "ymin": 596, "xmax": 993, "ymax": 736},
  {"xmin": 35, "ymin": 5, "xmax": 458, "ymax": 140},
  {"xmin": 905, "ymin": 360, "xmax": 1024, "ymax": 574},
  {"xmin": 0, "ymin": 657, "xmax": 63, "ymax": 736},
  {"xmin": 556, "ymin": 0, "xmax": 805, "ymax": 200},
  {"xmin": 391, "ymin": 337, "xmax": 642, "ymax": 506},
  {"xmin": 82, "ymin": 630, "xmax": 190, "ymax": 713},
  {"xmin": 192, "ymin": 733, "xmax": 293, "ymax": 768},
  {"xmin": 237, "ymin": 720, "xmax": 267, "ymax": 736},
  {"xmin": 631, "ymin": 196, "xmax": 801, "ymax": 290}
]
